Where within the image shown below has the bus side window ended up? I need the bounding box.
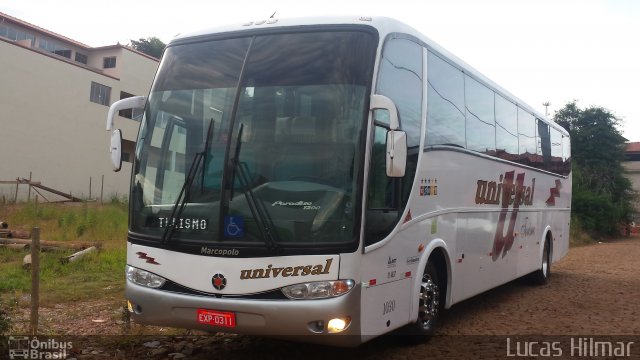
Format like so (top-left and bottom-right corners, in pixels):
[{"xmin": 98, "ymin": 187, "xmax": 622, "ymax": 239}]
[
  {"xmin": 365, "ymin": 37, "xmax": 423, "ymax": 246},
  {"xmin": 365, "ymin": 125, "xmax": 401, "ymax": 245},
  {"xmin": 536, "ymin": 119, "xmax": 551, "ymax": 170}
]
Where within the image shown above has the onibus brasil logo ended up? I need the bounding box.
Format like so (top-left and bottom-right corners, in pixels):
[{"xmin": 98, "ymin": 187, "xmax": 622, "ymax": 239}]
[{"xmin": 8, "ymin": 336, "xmax": 72, "ymax": 359}]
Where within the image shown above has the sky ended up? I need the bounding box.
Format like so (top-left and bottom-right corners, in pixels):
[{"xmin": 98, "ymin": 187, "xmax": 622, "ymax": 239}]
[{"xmin": 2, "ymin": 0, "xmax": 639, "ymax": 141}]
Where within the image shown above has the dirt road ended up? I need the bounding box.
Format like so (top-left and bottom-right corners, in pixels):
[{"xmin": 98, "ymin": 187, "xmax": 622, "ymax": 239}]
[{"xmin": 10, "ymin": 237, "xmax": 640, "ymax": 359}]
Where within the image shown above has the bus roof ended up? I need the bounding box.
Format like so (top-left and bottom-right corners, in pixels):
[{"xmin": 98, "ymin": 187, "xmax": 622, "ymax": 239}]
[{"xmin": 171, "ymin": 16, "xmax": 567, "ymax": 136}]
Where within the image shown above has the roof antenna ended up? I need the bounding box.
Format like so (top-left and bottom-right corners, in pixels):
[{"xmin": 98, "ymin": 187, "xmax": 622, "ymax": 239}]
[{"xmin": 270, "ymin": 11, "xmax": 276, "ymax": 19}]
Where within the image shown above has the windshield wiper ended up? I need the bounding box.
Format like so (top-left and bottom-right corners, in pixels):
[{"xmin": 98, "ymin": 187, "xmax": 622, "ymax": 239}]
[
  {"xmin": 229, "ymin": 123, "xmax": 280, "ymax": 251},
  {"xmin": 162, "ymin": 119, "xmax": 214, "ymax": 245},
  {"xmin": 201, "ymin": 119, "xmax": 215, "ymax": 193},
  {"xmin": 161, "ymin": 152, "xmax": 203, "ymax": 245}
]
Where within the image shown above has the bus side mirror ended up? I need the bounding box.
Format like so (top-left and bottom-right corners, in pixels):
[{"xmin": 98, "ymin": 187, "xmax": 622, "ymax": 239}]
[
  {"xmin": 386, "ymin": 130, "xmax": 407, "ymax": 177},
  {"xmin": 110, "ymin": 129, "xmax": 123, "ymax": 172},
  {"xmin": 106, "ymin": 96, "xmax": 145, "ymax": 172}
]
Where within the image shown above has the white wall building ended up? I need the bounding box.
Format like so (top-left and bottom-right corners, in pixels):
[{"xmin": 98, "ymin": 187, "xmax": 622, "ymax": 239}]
[{"xmin": 0, "ymin": 12, "xmax": 158, "ymax": 201}]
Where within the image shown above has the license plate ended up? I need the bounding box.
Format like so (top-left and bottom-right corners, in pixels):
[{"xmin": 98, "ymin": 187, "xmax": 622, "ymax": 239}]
[{"xmin": 196, "ymin": 309, "xmax": 236, "ymax": 328}]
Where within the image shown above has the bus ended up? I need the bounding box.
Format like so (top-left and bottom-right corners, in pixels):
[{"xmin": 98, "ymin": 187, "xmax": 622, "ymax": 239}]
[{"xmin": 106, "ymin": 16, "xmax": 571, "ymax": 346}]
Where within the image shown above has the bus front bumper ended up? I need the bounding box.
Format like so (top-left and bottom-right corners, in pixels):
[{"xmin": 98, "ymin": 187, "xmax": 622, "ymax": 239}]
[{"xmin": 125, "ymin": 281, "xmax": 363, "ymax": 346}]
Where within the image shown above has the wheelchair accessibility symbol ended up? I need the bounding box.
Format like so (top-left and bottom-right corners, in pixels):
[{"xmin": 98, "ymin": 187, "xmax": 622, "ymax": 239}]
[{"xmin": 224, "ymin": 216, "xmax": 244, "ymax": 238}]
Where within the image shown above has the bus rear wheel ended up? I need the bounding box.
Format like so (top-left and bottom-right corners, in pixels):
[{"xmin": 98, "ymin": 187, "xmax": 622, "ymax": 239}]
[{"xmin": 530, "ymin": 238, "xmax": 551, "ymax": 285}]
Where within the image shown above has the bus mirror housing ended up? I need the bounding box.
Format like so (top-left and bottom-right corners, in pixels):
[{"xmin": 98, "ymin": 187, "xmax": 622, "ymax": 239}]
[
  {"xmin": 386, "ymin": 130, "xmax": 407, "ymax": 177},
  {"xmin": 110, "ymin": 129, "xmax": 123, "ymax": 172},
  {"xmin": 106, "ymin": 96, "xmax": 145, "ymax": 172},
  {"xmin": 370, "ymin": 94, "xmax": 406, "ymax": 177}
]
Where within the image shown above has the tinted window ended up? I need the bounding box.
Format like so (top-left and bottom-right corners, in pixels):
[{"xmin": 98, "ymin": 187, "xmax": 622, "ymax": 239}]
[
  {"xmin": 244, "ymin": 32, "xmax": 374, "ymax": 87},
  {"xmin": 495, "ymin": 94, "xmax": 518, "ymax": 159},
  {"xmin": 367, "ymin": 38, "xmax": 423, "ymax": 245},
  {"xmin": 154, "ymin": 38, "xmax": 251, "ymax": 91},
  {"xmin": 517, "ymin": 107, "xmax": 536, "ymax": 164},
  {"xmin": 133, "ymin": 31, "xmax": 376, "ymax": 253},
  {"xmin": 562, "ymin": 134, "xmax": 571, "ymax": 175},
  {"xmin": 365, "ymin": 125, "xmax": 401, "ymax": 245},
  {"xmin": 536, "ymin": 119, "xmax": 551, "ymax": 170},
  {"xmin": 377, "ymin": 38, "xmax": 423, "ymax": 146},
  {"xmin": 54, "ymin": 49, "xmax": 71, "ymax": 59},
  {"xmin": 426, "ymin": 51, "xmax": 465, "ymax": 147},
  {"xmin": 550, "ymin": 127, "xmax": 564, "ymax": 174},
  {"xmin": 103, "ymin": 56, "xmax": 117, "ymax": 69},
  {"xmin": 90, "ymin": 81, "xmax": 111, "ymax": 106},
  {"xmin": 465, "ymin": 75, "xmax": 495, "ymax": 153},
  {"xmin": 424, "ymin": 50, "xmax": 570, "ymax": 177},
  {"xmin": 75, "ymin": 52, "xmax": 88, "ymax": 64}
]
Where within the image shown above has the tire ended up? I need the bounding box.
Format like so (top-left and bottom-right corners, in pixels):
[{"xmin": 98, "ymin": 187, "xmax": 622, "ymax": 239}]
[
  {"xmin": 530, "ymin": 238, "xmax": 551, "ymax": 285},
  {"xmin": 403, "ymin": 261, "xmax": 443, "ymax": 339}
]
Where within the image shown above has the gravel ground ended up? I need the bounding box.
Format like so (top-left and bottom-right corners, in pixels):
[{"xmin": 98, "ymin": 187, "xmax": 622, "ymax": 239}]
[{"xmin": 8, "ymin": 236, "xmax": 640, "ymax": 359}]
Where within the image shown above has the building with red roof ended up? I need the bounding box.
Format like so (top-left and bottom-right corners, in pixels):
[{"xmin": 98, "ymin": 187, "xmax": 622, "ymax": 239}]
[{"xmin": 0, "ymin": 11, "xmax": 159, "ymax": 200}]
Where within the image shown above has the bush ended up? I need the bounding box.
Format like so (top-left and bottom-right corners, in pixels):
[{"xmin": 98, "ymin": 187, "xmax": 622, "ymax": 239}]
[{"xmin": 572, "ymin": 189, "xmax": 619, "ymax": 235}]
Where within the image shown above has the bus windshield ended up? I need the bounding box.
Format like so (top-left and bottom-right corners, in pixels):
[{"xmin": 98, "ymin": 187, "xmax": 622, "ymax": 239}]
[{"xmin": 130, "ymin": 30, "xmax": 376, "ymax": 254}]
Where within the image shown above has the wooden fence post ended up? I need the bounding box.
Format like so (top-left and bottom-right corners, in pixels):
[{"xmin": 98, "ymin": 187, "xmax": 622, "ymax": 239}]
[
  {"xmin": 28, "ymin": 172, "xmax": 32, "ymax": 202},
  {"xmin": 30, "ymin": 227, "xmax": 40, "ymax": 336},
  {"xmin": 100, "ymin": 175, "xmax": 104, "ymax": 205}
]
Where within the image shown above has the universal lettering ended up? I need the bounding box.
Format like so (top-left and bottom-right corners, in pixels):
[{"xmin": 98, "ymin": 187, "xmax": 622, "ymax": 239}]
[
  {"xmin": 475, "ymin": 173, "xmax": 535, "ymax": 206},
  {"xmin": 240, "ymin": 259, "xmax": 332, "ymax": 280},
  {"xmin": 475, "ymin": 171, "xmax": 536, "ymax": 260}
]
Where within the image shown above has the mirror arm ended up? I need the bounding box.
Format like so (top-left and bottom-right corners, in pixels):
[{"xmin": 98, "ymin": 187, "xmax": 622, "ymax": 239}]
[
  {"xmin": 370, "ymin": 94, "xmax": 400, "ymax": 130},
  {"xmin": 106, "ymin": 96, "xmax": 146, "ymax": 131}
]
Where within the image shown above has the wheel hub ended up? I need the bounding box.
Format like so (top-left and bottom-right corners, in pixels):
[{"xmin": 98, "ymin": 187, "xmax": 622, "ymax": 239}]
[
  {"xmin": 542, "ymin": 244, "xmax": 550, "ymax": 277},
  {"xmin": 418, "ymin": 274, "xmax": 440, "ymax": 330}
]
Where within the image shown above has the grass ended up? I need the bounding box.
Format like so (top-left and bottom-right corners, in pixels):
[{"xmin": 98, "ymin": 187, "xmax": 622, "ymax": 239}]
[
  {"xmin": 0, "ymin": 247, "xmax": 126, "ymax": 305},
  {"xmin": 569, "ymin": 216, "xmax": 593, "ymax": 246},
  {"xmin": 567, "ymin": 215, "xmax": 635, "ymax": 246},
  {"xmin": 5, "ymin": 200, "xmax": 128, "ymax": 247},
  {"xmin": 0, "ymin": 201, "xmax": 129, "ymax": 307}
]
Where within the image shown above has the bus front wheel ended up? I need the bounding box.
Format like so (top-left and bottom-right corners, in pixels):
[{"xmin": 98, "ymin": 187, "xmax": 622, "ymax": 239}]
[{"xmin": 404, "ymin": 261, "xmax": 443, "ymax": 338}]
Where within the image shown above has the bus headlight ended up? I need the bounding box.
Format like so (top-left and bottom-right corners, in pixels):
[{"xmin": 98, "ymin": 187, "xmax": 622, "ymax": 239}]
[
  {"xmin": 282, "ymin": 280, "xmax": 354, "ymax": 300},
  {"xmin": 126, "ymin": 265, "xmax": 166, "ymax": 288}
]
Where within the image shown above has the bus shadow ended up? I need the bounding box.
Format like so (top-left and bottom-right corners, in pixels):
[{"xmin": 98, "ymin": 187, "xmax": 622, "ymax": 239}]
[{"xmin": 190, "ymin": 334, "xmax": 407, "ymax": 360}]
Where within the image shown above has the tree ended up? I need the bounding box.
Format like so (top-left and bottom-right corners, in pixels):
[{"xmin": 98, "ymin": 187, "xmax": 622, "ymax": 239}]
[
  {"xmin": 130, "ymin": 37, "xmax": 166, "ymax": 59},
  {"xmin": 554, "ymin": 101, "xmax": 635, "ymax": 235}
]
